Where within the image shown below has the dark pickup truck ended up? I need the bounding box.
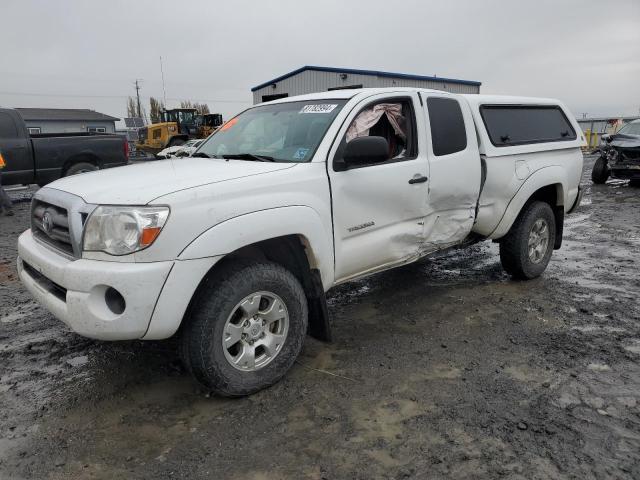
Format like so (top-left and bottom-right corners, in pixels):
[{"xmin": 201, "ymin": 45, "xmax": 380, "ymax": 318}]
[{"xmin": 0, "ymin": 108, "xmax": 129, "ymax": 187}]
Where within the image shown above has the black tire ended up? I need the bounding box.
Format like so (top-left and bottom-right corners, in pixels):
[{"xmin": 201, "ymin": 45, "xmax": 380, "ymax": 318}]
[
  {"xmin": 65, "ymin": 162, "xmax": 98, "ymax": 176},
  {"xmin": 500, "ymin": 201, "xmax": 556, "ymax": 280},
  {"xmin": 181, "ymin": 261, "xmax": 308, "ymax": 397},
  {"xmin": 591, "ymin": 156, "xmax": 609, "ymax": 184}
]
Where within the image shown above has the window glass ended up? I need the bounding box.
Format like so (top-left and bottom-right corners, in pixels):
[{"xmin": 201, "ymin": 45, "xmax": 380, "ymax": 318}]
[
  {"xmin": 427, "ymin": 97, "xmax": 467, "ymax": 156},
  {"xmin": 617, "ymin": 121, "xmax": 640, "ymax": 136},
  {"xmin": 343, "ymin": 99, "xmax": 416, "ymax": 161},
  {"xmin": 0, "ymin": 112, "xmax": 18, "ymax": 138},
  {"xmin": 480, "ymin": 105, "xmax": 576, "ymax": 146},
  {"xmin": 197, "ymin": 100, "xmax": 347, "ymax": 163}
]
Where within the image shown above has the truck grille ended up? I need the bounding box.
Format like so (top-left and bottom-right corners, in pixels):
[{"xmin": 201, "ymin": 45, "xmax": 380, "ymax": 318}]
[{"xmin": 31, "ymin": 200, "xmax": 74, "ymax": 257}]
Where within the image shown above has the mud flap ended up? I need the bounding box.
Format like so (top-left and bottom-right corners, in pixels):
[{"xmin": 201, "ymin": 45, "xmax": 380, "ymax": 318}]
[
  {"xmin": 307, "ymin": 269, "xmax": 332, "ymax": 342},
  {"xmin": 554, "ymin": 207, "xmax": 564, "ymax": 250}
]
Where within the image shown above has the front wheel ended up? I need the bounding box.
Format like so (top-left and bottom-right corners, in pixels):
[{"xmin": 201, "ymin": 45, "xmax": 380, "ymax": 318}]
[
  {"xmin": 500, "ymin": 201, "xmax": 556, "ymax": 280},
  {"xmin": 181, "ymin": 261, "xmax": 308, "ymax": 397},
  {"xmin": 591, "ymin": 156, "xmax": 609, "ymax": 184}
]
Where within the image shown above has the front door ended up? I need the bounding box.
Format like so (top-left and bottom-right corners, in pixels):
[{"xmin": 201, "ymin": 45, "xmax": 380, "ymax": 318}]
[{"xmin": 328, "ymin": 93, "xmax": 429, "ymax": 282}]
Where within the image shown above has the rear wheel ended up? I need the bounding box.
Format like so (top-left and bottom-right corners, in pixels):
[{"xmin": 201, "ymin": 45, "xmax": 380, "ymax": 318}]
[
  {"xmin": 64, "ymin": 162, "xmax": 98, "ymax": 176},
  {"xmin": 500, "ymin": 201, "xmax": 556, "ymax": 280},
  {"xmin": 181, "ymin": 261, "xmax": 308, "ymax": 397},
  {"xmin": 591, "ymin": 156, "xmax": 609, "ymax": 184}
]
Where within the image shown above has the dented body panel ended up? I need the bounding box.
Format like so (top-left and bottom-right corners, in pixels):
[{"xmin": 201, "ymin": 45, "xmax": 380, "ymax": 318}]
[{"xmin": 17, "ymin": 87, "xmax": 583, "ymax": 341}]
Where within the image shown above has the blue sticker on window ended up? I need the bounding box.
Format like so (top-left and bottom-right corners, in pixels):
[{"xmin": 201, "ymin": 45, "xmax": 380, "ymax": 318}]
[{"xmin": 293, "ymin": 148, "xmax": 309, "ymax": 160}]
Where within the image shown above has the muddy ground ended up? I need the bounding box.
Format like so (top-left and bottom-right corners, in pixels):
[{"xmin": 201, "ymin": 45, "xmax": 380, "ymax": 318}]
[{"xmin": 1, "ymin": 155, "xmax": 639, "ymax": 479}]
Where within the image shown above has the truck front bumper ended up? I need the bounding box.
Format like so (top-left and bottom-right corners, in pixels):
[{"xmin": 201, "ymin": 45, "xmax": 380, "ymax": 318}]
[{"xmin": 17, "ymin": 229, "xmax": 173, "ymax": 340}]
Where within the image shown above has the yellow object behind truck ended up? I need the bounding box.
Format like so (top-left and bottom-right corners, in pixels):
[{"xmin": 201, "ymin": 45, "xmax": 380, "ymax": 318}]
[{"xmin": 136, "ymin": 109, "xmax": 224, "ymax": 156}]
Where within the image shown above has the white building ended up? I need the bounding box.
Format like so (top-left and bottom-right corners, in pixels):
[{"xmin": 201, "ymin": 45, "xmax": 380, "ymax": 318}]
[{"xmin": 252, "ymin": 66, "xmax": 481, "ymax": 104}]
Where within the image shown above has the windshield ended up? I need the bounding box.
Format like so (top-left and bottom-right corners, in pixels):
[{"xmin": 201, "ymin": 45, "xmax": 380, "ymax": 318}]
[
  {"xmin": 195, "ymin": 100, "xmax": 347, "ymax": 162},
  {"xmin": 617, "ymin": 121, "xmax": 640, "ymax": 136}
]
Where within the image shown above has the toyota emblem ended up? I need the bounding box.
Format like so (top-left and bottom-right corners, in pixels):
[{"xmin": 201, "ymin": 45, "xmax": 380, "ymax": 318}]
[{"xmin": 42, "ymin": 211, "xmax": 53, "ymax": 234}]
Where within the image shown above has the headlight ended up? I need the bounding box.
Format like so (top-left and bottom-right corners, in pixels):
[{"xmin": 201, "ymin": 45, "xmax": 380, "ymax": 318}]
[{"xmin": 83, "ymin": 206, "xmax": 170, "ymax": 255}]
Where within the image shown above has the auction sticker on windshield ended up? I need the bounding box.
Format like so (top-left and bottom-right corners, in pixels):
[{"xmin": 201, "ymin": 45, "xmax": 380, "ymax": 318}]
[
  {"xmin": 293, "ymin": 148, "xmax": 309, "ymax": 160},
  {"xmin": 300, "ymin": 104, "xmax": 338, "ymax": 114}
]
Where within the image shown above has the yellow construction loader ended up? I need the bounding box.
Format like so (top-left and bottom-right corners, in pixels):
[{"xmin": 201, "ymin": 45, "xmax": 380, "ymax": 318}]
[
  {"xmin": 197, "ymin": 113, "xmax": 224, "ymax": 138},
  {"xmin": 136, "ymin": 108, "xmax": 199, "ymax": 156}
]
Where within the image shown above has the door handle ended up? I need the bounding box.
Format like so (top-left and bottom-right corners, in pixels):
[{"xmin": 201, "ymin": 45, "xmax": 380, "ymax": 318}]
[{"xmin": 408, "ymin": 175, "xmax": 428, "ymax": 184}]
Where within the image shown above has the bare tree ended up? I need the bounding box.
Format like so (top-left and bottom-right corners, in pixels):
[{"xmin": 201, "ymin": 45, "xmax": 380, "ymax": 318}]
[
  {"xmin": 180, "ymin": 100, "xmax": 210, "ymax": 115},
  {"xmin": 149, "ymin": 97, "xmax": 165, "ymax": 124},
  {"xmin": 127, "ymin": 97, "xmax": 137, "ymax": 117}
]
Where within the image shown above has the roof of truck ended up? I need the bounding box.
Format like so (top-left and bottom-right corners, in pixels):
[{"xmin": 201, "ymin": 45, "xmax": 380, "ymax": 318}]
[
  {"xmin": 262, "ymin": 89, "xmax": 567, "ymax": 106},
  {"xmin": 261, "ymin": 87, "xmax": 447, "ymax": 104},
  {"xmin": 461, "ymin": 94, "xmax": 563, "ymax": 107}
]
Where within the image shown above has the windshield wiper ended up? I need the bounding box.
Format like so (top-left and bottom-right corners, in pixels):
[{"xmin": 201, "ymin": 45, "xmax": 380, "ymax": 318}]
[
  {"xmin": 222, "ymin": 153, "xmax": 276, "ymax": 162},
  {"xmin": 191, "ymin": 152, "xmax": 212, "ymax": 158}
]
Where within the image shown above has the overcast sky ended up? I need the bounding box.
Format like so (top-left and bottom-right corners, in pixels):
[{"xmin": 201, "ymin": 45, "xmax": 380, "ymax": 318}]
[{"xmin": 1, "ymin": 0, "xmax": 638, "ymax": 127}]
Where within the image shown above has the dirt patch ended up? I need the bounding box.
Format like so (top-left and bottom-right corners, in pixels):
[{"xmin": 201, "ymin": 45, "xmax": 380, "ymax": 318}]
[{"xmin": 1, "ymin": 158, "xmax": 640, "ymax": 479}]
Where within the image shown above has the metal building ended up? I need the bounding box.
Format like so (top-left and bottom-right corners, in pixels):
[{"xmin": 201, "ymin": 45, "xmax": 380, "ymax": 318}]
[
  {"xmin": 15, "ymin": 108, "xmax": 119, "ymax": 134},
  {"xmin": 251, "ymin": 65, "xmax": 481, "ymax": 104}
]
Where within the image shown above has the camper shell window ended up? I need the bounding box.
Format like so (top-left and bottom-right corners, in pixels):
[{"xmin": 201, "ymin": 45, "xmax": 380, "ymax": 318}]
[{"xmin": 480, "ymin": 105, "xmax": 576, "ymax": 147}]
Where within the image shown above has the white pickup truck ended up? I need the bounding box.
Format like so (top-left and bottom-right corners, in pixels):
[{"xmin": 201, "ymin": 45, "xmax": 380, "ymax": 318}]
[{"xmin": 17, "ymin": 88, "xmax": 584, "ymax": 396}]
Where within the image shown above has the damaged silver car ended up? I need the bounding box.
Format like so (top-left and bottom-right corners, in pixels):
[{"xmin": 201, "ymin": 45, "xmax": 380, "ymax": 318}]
[{"xmin": 592, "ymin": 119, "xmax": 640, "ymax": 186}]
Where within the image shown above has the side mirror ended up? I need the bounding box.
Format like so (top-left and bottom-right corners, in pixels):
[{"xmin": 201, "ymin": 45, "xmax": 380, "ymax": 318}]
[
  {"xmin": 341, "ymin": 136, "xmax": 389, "ymax": 169},
  {"xmin": 602, "ymin": 134, "xmax": 613, "ymax": 143}
]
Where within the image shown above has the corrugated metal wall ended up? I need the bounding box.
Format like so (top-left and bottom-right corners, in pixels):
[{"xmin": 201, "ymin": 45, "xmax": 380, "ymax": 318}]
[{"xmin": 253, "ymin": 70, "xmax": 480, "ymax": 104}]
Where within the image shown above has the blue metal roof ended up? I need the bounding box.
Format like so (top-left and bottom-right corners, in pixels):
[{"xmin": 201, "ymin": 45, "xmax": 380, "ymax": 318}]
[{"xmin": 251, "ymin": 65, "xmax": 481, "ymax": 92}]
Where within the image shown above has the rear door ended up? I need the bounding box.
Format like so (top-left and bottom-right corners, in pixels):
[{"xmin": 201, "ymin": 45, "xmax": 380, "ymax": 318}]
[
  {"xmin": 0, "ymin": 111, "xmax": 33, "ymax": 185},
  {"xmin": 328, "ymin": 93, "xmax": 430, "ymax": 282},
  {"xmin": 420, "ymin": 92, "xmax": 481, "ymax": 249}
]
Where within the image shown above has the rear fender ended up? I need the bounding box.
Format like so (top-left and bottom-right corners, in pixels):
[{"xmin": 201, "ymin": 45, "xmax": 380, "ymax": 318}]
[{"xmin": 489, "ymin": 166, "xmax": 567, "ymax": 240}]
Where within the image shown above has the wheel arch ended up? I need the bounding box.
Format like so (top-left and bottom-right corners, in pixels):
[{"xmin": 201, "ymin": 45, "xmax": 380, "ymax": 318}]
[
  {"xmin": 62, "ymin": 153, "xmax": 101, "ymax": 175},
  {"xmin": 204, "ymin": 234, "xmax": 332, "ymax": 342},
  {"xmin": 145, "ymin": 207, "xmax": 335, "ymax": 341},
  {"xmin": 490, "ymin": 166, "xmax": 567, "ymax": 247}
]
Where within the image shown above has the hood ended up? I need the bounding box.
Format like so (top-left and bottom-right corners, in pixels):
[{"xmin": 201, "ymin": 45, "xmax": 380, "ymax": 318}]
[
  {"xmin": 47, "ymin": 158, "xmax": 296, "ymax": 204},
  {"xmin": 611, "ymin": 134, "xmax": 640, "ymax": 149}
]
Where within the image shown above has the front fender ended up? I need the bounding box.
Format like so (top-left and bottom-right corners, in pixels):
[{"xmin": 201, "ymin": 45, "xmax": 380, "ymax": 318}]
[
  {"xmin": 178, "ymin": 206, "xmax": 335, "ymax": 290},
  {"xmin": 489, "ymin": 166, "xmax": 570, "ymax": 240}
]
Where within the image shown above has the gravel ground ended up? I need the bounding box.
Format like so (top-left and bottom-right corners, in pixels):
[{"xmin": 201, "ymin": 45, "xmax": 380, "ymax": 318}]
[{"xmin": 1, "ymin": 155, "xmax": 639, "ymax": 479}]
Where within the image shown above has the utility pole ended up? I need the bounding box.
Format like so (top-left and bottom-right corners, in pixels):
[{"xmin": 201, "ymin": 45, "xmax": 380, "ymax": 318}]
[{"xmin": 134, "ymin": 79, "xmax": 143, "ymax": 119}]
